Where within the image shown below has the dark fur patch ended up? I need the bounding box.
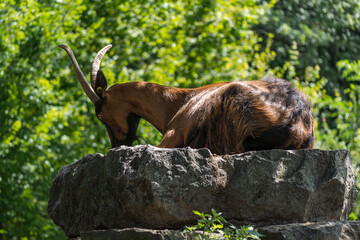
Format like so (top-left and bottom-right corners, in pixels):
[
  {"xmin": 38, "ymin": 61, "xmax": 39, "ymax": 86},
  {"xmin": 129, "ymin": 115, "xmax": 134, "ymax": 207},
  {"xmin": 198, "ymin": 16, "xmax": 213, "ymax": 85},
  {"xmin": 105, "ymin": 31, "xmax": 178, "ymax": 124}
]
[
  {"xmin": 123, "ymin": 113, "xmax": 140, "ymax": 146},
  {"xmin": 243, "ymin": 124, "xmax": 292, "ymax": 151},
  {"xmin": 95, "ymin": 102, "xmax": 102, "ymax": 116},
  {"xmin": 301, "ymin": 135, "xmax": 314, "ymax": 148},
  {"xmin": 186, "ymin": 125, "xmax": 207, "ymax": 148}
]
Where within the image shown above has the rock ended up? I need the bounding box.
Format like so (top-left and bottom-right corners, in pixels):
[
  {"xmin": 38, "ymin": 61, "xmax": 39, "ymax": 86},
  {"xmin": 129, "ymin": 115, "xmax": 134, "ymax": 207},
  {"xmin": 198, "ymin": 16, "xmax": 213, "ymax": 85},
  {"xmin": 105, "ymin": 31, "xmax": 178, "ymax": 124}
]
[
  {"xmin": 76, "ymin": 222, "xmax": 360, "ymax": 240},
  {"xmin": 220, "ymin": 149, "xmax": 358, "ymax": 224},
  {"xmin": 47, "ymin": 145, "xmax": 358, "ymax": 237},
  {"xmin": 259, "ymin": 221, "xmax": 360, "ymax": 240},
  {"xmin": 79, "ymin": 228, "xmax": 189, "ymax": 240}
]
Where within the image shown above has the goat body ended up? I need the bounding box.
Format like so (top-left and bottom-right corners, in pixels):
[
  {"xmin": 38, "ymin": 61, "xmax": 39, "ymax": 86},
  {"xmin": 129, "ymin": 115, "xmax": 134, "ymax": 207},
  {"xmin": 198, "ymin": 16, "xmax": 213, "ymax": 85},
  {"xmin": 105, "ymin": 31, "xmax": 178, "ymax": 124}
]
[{"xmin": 60, "ymin": 45, "xmax": 314, "ymax": 155}]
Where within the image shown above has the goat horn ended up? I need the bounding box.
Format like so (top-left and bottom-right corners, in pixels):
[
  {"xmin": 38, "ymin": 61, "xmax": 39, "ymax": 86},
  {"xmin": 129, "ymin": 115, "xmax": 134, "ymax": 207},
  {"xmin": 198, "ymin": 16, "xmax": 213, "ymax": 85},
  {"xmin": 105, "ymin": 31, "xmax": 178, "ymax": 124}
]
[
  {"xmin": 59, "ymin": 44, "xmax": 100, "ymax": 104},
  {"xmin": 91, "ymin": 44, "xmax": 112, "ymax": 89}
]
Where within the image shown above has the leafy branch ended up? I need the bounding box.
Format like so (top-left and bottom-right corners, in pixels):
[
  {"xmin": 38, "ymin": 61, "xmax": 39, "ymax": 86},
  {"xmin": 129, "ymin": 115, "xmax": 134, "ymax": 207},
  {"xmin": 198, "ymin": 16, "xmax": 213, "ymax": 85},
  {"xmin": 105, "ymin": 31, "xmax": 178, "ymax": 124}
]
[{"xmin": 184, "ymin": 209, "xmax": 264, "ymax": 240}]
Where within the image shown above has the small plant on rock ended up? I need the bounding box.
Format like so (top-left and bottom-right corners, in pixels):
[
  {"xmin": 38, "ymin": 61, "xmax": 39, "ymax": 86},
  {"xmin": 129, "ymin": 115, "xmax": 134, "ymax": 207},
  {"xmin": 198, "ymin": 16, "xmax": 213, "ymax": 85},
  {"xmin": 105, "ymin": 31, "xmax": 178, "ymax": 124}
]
[{"xmin": 184, "ymin": 209, "xmax": 263, "ymax": 240}]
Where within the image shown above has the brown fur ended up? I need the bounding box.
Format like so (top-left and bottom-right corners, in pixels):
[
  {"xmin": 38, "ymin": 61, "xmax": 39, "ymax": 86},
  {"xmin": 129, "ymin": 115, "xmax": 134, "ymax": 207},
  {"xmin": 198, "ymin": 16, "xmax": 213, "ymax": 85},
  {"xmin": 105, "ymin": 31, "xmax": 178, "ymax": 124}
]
[
  {"xmin": 62, "ymin": 45, "xmax": 314, "ymax": 155},
  {"xmin": 159, "ymin": 77, "xmax": 314, "ymax": 154}
]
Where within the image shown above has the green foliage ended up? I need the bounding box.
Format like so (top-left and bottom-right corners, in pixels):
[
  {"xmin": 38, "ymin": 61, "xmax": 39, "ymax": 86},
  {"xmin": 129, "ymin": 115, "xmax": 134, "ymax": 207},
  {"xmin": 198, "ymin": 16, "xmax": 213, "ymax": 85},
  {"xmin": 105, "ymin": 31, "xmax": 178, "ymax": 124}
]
[
  {"xmin": 0, "ymin": 0, "xmax": 107, "ymax": 239},
  {"xmin": 255, "ymin": 0, "xmax": 360, "ymax": 91},
  {"xmin": 1, "ymin": 0, "xmax": 360, "ymax": 239},
  {"xmin": 184, "ymin": 209, "xmax": 263, "ymax": 240}
]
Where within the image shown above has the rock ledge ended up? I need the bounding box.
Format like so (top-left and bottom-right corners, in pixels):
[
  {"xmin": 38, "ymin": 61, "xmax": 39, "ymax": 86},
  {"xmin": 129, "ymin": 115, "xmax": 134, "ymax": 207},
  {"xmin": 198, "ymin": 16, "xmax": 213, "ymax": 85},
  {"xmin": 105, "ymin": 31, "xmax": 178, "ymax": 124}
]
[
  {"xmin": 47, "ymin": 145, "xmax": 358, "ymax": 237},
  {"xmin": 77, "ymin": 222, "xmax": 360, "ymax": 240}
]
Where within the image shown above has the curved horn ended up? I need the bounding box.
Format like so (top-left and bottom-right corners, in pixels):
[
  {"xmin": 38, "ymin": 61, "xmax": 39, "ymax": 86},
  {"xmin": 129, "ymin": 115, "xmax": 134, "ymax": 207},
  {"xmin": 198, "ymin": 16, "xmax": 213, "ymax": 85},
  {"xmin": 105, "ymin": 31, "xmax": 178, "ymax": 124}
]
[
  {"xmin": 91, "ymin": 44, "xmax": 112, "ymax": 89},
  {"xmin": 59, "ymin": 44, "xmax": 100, "ymax": 104}
]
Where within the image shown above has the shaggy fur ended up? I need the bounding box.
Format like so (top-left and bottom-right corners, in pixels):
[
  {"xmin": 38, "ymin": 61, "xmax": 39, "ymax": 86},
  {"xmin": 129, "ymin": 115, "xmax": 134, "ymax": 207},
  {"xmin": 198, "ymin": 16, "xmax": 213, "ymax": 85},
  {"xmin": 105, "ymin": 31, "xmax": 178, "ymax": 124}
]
[{"xmin": 162, "ymin": 77, "xmax": 314, "ymax": 154}]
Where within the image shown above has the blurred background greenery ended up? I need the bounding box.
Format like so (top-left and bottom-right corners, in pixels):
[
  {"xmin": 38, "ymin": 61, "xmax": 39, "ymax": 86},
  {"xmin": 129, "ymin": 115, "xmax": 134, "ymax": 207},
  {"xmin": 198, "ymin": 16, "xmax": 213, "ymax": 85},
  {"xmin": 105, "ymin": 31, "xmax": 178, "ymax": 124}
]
[{"xmin": 1, "ymin": 0, "xmax": 360, "ymax": 239}]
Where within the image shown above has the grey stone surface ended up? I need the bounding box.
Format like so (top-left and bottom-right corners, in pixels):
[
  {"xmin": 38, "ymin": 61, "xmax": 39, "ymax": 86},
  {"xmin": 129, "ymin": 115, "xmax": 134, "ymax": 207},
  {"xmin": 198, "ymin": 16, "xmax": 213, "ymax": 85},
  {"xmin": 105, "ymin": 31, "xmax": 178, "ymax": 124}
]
[
  {"xmin": 80, "ymin": 228, "xmax": 189, "ymax": 240},
  {"xmin": 259, "ymin": 221, "xmax": 360, "ymax": 240},
  {"xmin": 220, "ymin": 149, "xmax": 358, "ymax": 224},
  {"xmin": 76, "ymin": 222, "xmax": 360, "ymax": 240},
  {"xmin": 47, "ymin": 145, "xmax": 358, "ymax": 237}
]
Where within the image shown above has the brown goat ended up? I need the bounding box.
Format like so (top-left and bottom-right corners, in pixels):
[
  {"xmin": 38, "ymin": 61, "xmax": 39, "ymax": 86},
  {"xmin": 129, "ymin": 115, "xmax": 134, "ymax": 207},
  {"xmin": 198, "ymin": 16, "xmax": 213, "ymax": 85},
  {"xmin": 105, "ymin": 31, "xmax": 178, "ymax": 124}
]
[{"xmin": 59, "ymin": 44, "xmax": 314, "ymax": 155}]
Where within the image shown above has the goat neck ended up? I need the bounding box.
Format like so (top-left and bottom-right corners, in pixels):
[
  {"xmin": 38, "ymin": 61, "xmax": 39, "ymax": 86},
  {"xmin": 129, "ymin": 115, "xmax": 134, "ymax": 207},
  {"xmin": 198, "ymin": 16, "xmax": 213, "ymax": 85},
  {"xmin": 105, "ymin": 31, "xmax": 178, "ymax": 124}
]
[{"xmin": 104, "ymin": 81, "xmax": 189, "ymax": 134}]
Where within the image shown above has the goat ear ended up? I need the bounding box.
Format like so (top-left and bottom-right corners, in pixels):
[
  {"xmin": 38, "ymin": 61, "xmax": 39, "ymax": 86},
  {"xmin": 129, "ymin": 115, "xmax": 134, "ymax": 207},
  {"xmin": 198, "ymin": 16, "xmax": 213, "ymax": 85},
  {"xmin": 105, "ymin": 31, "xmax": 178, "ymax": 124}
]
[{"xmin": 94, "ymin": 70, "xmax": 107, "ymax": 99}]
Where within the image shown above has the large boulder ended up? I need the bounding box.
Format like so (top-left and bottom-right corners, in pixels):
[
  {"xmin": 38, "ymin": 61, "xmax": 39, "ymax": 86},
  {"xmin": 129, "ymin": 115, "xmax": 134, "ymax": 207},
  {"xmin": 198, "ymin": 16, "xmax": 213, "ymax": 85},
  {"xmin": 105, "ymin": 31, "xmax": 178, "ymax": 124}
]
[{"xmin": 47, "ymin": 145, "xmax": 358, "ymax": 237}]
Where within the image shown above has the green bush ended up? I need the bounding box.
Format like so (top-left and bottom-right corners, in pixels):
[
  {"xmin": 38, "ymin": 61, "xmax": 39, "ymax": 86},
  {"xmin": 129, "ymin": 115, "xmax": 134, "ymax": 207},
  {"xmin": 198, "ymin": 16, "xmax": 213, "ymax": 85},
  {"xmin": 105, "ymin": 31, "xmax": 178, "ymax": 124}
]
[{"xmin": 184, "ymin": 209, "xmax": 264, "ymax": 240}]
